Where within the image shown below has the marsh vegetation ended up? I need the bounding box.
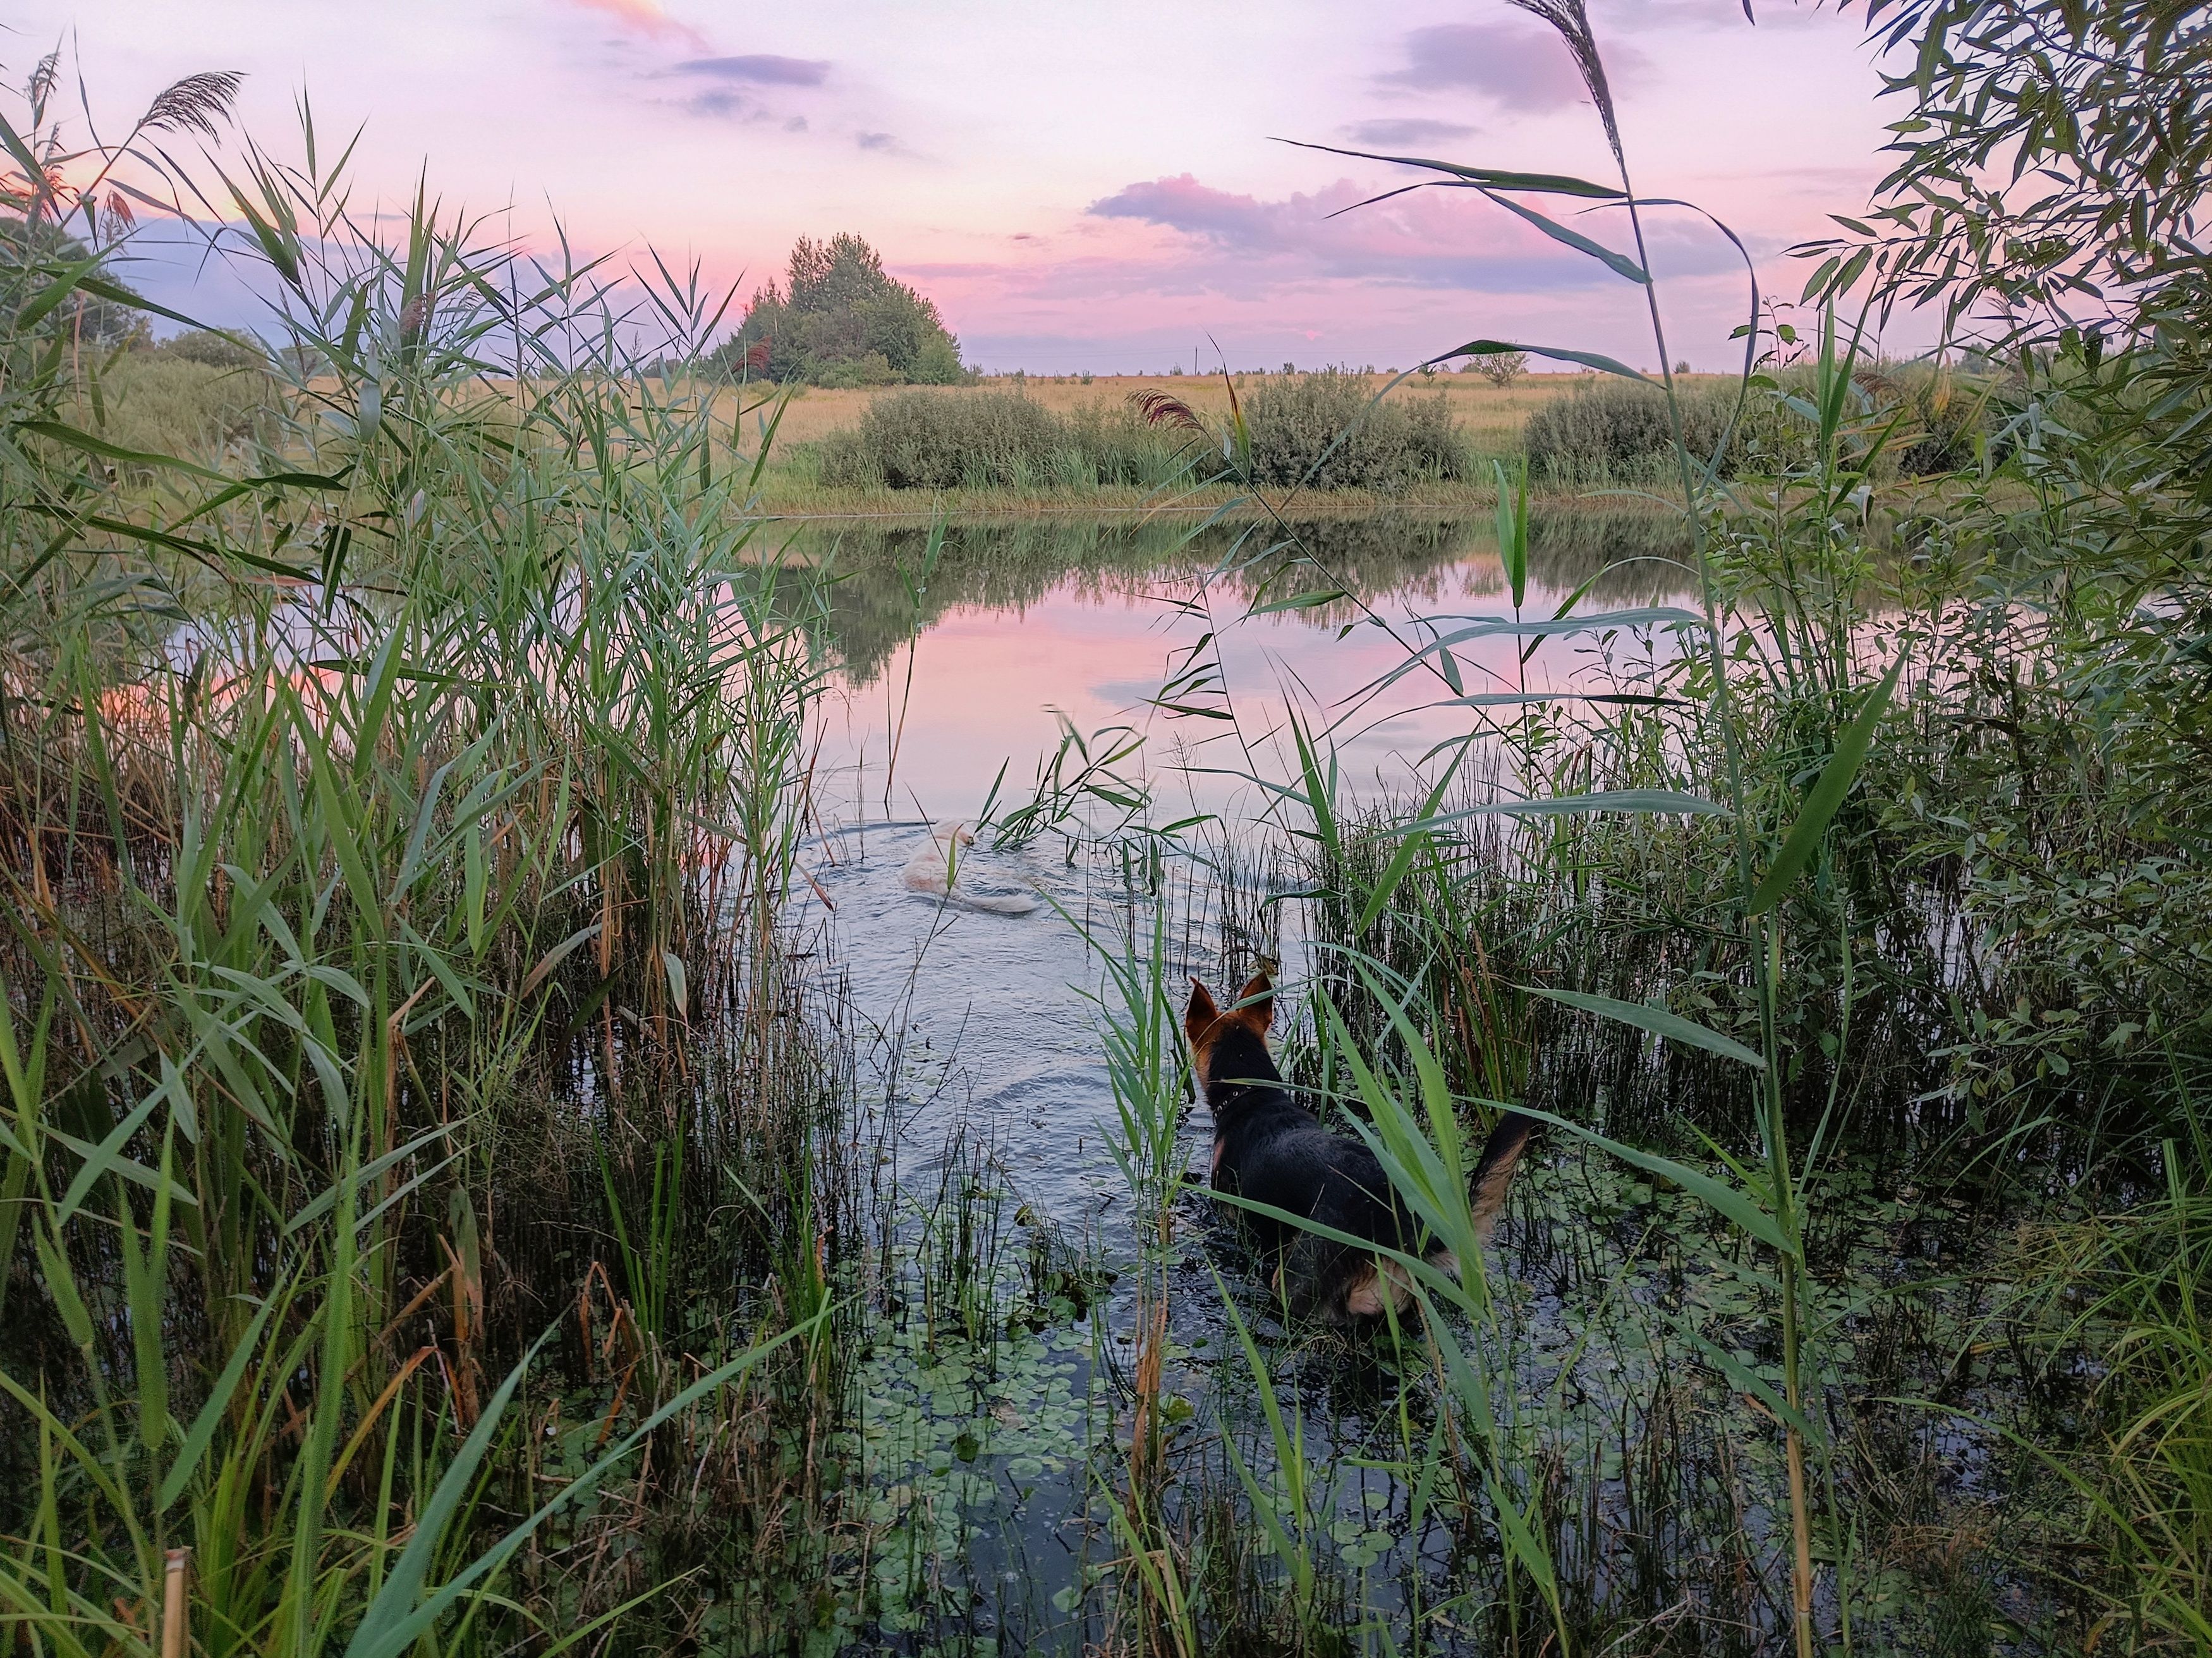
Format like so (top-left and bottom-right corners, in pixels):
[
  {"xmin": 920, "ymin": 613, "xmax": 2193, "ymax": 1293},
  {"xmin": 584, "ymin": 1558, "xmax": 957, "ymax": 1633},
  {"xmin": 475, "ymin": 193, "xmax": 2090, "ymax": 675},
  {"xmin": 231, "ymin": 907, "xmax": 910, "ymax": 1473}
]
[{"xmin": 3, "ymin": 3, "xmax": 2209, "ymax": 1656}]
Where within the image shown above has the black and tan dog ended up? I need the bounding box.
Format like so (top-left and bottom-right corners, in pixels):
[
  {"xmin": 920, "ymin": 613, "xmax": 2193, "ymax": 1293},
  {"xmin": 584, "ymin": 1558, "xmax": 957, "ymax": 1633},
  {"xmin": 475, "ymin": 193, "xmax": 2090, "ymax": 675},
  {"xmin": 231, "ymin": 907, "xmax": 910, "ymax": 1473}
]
[{"xmin": 1187, "ymin": 970, "xmax": 1535, "ymax": 1321}]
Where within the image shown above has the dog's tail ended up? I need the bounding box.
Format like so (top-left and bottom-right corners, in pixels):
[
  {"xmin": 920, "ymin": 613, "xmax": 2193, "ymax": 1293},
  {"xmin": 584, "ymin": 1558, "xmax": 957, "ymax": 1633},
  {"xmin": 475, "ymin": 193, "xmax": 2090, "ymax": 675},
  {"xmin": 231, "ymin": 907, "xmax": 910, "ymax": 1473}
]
[{"xmin": 1469, "ymin": 1111, "xmax": 1536, "ymax": 1241}]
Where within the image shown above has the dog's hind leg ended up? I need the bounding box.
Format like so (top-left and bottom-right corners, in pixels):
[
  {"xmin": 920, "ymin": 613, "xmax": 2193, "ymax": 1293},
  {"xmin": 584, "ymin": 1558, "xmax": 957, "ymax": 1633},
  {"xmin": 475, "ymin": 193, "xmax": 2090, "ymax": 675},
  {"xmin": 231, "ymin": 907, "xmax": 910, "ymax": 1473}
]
[{"xmin": 1341, "ymin": 1256, "xmax": 1416, "ymax": 1320}]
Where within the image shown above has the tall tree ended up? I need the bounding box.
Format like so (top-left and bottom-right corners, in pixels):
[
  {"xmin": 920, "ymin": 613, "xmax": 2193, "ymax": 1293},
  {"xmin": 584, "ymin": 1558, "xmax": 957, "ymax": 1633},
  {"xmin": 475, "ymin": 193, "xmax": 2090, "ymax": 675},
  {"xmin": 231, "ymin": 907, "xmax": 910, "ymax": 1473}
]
[
  {"xmin": 720, "ymin": 233, "xmax": 966, "ymax": 385},
  {"xmin": 0, "ymin": 217, "xmax": 150, "ymax": 350}
]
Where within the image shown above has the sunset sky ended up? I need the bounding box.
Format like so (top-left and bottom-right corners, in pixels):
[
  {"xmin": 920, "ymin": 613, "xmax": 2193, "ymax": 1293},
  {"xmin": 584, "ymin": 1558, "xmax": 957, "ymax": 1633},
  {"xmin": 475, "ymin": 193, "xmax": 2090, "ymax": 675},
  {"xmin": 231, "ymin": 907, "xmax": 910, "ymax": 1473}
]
[{"xmin": 7, "ymin": 0, "xmax": 1919, "ymax": 372}]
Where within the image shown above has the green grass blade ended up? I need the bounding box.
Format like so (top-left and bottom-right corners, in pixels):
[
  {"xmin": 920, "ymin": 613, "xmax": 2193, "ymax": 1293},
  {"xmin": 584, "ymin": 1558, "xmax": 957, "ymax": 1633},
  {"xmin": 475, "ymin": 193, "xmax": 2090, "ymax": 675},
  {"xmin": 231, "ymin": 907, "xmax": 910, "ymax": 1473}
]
[
  {"xmin": 1524, "ymin": 985, "xmax": 1766, "ymax": 1069},
  {"xmin": 1426, "ymin": 340, "xmax": 1657, "ymax": 383},
  {"xmin": 1478, "ymin": 188, "xmax": 1649, "ymax": 283},
  {"xmin": 157, "ymin": 1288, "xmax": 285, "ymax": 1509},
  {"xmin": 1277, "ymin": 140, "xmax": 1623, "ymax": 198},
  {"xmin": 342, "ymin": 1330, "xmax": 554, "ymax": 1658},
  {"xmin": 1746, "ymin": 650, "xmax": 1905, "ymax": 917},
  {"xmin": 344, "ymin": 1309, "xmax": 827, "ymax": 1658}
]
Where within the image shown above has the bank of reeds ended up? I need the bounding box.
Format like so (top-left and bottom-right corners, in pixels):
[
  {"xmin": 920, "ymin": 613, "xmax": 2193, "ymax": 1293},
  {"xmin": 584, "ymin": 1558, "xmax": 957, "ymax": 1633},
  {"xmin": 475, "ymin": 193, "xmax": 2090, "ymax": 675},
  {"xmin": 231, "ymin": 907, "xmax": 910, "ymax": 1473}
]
[
  {"xmin": 1524, "ymin": 361, "xmax": 1999, "ymax": 490},
  {"xmin": 811, "ymin": 368, "xmax": 1476, "ymax": 500},
  {"xmin": 815, "ymin": 387, "xmax": 1206, "ymax": 492},
  {"xmin": 0, "ymin": 84, "xmax": 889, "ymax": 1657}
]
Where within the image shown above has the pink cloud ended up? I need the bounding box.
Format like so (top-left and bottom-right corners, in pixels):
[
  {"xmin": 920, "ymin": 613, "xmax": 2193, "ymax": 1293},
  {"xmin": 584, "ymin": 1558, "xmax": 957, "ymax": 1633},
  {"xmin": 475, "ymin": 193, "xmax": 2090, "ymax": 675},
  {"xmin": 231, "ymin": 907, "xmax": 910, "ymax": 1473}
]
[
  {"xmin": 566, "ymin": 0, "xmax": 706, "ymax": 49},
  {"xmin": 1376, "ymin": 23, "xmax": 1650, "ymax": 109},
  {"xmin": 1082, "ymin": 173, "xmax": 1736, "ymax": 294},
  {"xmin": 676, "ymin": 53, "xmax": 830, "ymax": 85}
]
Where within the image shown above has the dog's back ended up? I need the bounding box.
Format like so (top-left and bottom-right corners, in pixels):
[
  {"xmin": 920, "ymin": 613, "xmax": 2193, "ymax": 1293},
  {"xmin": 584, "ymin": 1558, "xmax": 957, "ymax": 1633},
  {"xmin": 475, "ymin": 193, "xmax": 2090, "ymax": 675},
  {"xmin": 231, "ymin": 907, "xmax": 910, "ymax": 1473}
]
[{"xmin": 1188, "ymin": 971, "xmax": 1534, "ymax": 1321}]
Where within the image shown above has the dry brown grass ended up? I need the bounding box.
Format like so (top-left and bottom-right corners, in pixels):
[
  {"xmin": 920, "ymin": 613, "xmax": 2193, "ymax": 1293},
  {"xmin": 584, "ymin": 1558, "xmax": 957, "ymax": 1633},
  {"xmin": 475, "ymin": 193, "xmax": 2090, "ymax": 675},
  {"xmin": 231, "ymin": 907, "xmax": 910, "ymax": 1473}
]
[{"xmin": 708, "ymin": 370, "xmax": 1599, "ymax": 450}]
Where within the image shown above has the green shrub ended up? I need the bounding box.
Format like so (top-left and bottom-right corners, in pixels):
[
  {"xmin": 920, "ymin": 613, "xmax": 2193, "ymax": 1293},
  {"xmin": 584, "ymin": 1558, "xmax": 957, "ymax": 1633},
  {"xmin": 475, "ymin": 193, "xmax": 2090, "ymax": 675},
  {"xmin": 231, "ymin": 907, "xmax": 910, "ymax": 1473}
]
[
  {"xmin": 908, "ymin": 333, "xmax": 969, "ymax": 385},
  {"xmin": 813, "ymin": 350, "xmax": 897, "ymax": 389},
  {"xmin": 1524, "ymin": 369, "xmax": 1996, "ymax": 487},
  {"xmin": 818, "ymin": 389, "xmax": 1064, "ymax": 489},
  {"xmin": 1240, "ymin": 370, "xmax": 1466, "ymax": 491},
  {"xmin": 72, "ymin": 351, "xmax": 275, "ymax": 468},
  {"xmin": 150, "ymin": 327, "xmax": 266, "ymax": 371},
  {"xmin": 1522, "ymin": 378, "xmax": 1746, "ymax": 485}
]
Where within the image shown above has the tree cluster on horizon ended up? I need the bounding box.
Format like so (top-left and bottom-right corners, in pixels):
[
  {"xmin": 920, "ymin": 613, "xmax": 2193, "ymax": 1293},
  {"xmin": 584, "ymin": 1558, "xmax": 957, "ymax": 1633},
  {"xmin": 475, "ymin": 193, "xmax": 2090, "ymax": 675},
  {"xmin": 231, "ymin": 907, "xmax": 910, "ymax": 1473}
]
[
  {"xmin": 0, "ymin": 216, "xmax": 150, "ymax": 351},
  {"xmin": 716, "ymin": 232, "xmax": 969, "ymax": 387}
]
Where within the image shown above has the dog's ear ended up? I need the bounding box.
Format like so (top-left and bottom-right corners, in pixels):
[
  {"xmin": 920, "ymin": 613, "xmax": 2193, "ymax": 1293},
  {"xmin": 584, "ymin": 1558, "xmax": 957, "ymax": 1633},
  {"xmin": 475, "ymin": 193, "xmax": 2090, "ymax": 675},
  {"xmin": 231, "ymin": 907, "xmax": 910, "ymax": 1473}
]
[
  {"xmin": 1184, "ymin": 978, "xmax": 1220, "ymax": 1046},
  {"xmin": 1233, "ymin": 970, "xmax": 1275, "ymax": 1034}
]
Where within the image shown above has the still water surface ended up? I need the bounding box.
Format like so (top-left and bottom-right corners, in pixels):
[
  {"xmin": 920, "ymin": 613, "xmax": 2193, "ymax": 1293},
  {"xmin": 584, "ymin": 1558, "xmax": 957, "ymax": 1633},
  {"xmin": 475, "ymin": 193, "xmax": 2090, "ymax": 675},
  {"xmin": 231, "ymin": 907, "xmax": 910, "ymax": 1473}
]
[{"xmin": 787, "ymin": 510, "xmax": 1695, "ymax": 1226}]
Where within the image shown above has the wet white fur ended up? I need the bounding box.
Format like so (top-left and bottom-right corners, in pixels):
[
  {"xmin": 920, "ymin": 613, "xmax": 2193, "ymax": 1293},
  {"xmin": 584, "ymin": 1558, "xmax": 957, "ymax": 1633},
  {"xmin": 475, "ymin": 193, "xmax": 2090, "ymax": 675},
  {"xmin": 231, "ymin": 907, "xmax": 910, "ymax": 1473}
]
[{"xmin": 900, "ymin": 822, "xmax": 1038, "ymax": 916}]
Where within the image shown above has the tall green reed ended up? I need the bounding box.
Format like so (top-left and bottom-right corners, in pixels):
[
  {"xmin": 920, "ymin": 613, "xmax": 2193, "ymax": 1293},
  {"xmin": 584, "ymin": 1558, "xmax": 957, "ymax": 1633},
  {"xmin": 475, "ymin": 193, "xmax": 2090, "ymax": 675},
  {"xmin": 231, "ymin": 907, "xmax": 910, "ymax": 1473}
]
[
  {"xmin": 1, "ymin": 63, "xmax": 858, "ymax": 1658},
  {"xmin": 1132, "ymin": 7, "xmax": 1930, "ymax": 1650},
  {"xmin": 1083, "ymin": 899, "xmax": 1203, "ymax": 1656}
]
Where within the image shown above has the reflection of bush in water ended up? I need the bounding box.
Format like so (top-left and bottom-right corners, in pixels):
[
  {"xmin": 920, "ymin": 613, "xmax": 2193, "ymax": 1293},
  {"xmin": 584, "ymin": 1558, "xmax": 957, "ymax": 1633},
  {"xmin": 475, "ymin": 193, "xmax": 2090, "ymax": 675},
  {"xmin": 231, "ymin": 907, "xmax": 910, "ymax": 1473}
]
[
  {"xmin": 1529, "ymin": 508, "xmax": 1692, "ymax": 605},
  {"xmin": 794, "ymin": 510, "xmax": 1689, "ymax": 686}
]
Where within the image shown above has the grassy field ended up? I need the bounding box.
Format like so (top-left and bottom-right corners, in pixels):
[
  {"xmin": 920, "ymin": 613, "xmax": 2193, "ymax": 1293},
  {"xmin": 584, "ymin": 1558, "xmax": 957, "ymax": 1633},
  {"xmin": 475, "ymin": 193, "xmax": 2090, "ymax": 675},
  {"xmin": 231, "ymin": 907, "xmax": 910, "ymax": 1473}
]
[
  {"xmin": 713, "ymin": 370, "xmax": 1587, "ymax": 449},
  {"xmin": 67, "ymin": 355, "xmax": 1801, "ymax": 521}
]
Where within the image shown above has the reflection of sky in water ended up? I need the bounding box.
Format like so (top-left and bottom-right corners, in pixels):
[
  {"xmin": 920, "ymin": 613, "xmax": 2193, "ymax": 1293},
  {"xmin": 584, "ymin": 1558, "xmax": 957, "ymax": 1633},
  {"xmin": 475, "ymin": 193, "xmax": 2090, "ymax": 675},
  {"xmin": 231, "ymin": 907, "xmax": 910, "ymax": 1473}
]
[{"xmin": 813, "ymin": 551, "xmax": 1695, "ymax": 830}]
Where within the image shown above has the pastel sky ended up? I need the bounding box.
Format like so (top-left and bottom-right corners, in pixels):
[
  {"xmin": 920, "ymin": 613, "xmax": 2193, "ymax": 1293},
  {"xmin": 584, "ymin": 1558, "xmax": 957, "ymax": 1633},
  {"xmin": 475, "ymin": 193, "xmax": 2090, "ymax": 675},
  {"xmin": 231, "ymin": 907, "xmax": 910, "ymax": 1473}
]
[{"xmin": 6, "ymin": 0, "xmax": 1919, "ymax": 371}]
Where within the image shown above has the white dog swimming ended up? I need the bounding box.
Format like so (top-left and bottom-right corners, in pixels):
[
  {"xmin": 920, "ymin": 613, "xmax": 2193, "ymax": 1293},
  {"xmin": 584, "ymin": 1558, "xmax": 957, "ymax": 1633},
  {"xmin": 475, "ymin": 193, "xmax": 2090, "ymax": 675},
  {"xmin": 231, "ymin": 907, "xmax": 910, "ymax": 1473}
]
[{"xmin": 899, "ymin": 822, "xmax": 1039, "ymax": 916}]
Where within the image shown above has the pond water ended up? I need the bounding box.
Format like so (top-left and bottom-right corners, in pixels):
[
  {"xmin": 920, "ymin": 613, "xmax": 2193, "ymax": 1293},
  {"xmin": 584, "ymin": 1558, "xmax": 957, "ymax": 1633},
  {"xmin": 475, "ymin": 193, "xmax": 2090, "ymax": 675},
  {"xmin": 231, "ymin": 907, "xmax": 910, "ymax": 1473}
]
[
  {"xmin": 771, "ymin": 510, "xmax": 2038, "ymax": 1651},
  {"xmin": 778, "ymin": 508, "xmax": 1718, "ymax": 1645},
  {"xmin": 787, "ymin": 510, "xmax": 1696, "ymax": 1228},
  {"xmin": 801, "ymin": 510, "xmax": 1698, "ymax": 831}
]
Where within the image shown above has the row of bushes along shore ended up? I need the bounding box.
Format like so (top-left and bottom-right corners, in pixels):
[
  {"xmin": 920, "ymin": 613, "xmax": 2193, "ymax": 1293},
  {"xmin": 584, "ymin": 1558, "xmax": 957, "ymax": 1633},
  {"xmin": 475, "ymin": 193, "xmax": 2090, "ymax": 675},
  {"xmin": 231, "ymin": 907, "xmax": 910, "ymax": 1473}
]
[
  {"xmin": 84, "ymin": 345, "xmax": 1998, "ymax": 506},
  {"xmin": 806, "ymin": 363, "xmax": 1996, "ymax": 495}
]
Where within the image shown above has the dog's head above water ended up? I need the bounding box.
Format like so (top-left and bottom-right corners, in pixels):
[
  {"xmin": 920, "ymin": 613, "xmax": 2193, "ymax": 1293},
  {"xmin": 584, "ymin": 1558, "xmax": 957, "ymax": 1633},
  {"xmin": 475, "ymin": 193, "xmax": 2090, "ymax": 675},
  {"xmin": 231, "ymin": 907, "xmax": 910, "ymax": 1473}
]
[{"xmin": 1184, "ymin": 971, "xmax": 1279, "ymax": 1100}]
